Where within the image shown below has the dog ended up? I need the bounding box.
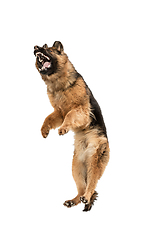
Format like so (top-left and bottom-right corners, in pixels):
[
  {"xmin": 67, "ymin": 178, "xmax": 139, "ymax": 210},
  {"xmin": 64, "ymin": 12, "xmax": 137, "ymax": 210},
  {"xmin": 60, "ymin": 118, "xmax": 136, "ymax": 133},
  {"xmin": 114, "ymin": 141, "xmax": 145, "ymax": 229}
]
[{"xmin": 34, "ymin": 41, "xmax": 110, "ymax": 211}]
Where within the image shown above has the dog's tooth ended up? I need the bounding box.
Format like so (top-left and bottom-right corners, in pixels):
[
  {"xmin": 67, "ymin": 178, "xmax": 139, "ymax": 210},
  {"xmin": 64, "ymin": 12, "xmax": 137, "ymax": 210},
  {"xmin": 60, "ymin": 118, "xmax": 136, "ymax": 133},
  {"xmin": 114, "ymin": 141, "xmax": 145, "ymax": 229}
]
[
  {"xmin": 36, "ymin": 51, "xmax": 50, "ymax": 61},
  {"xmin": 36, "ymin": 52, "xmax": 40, "ymax": 56}
]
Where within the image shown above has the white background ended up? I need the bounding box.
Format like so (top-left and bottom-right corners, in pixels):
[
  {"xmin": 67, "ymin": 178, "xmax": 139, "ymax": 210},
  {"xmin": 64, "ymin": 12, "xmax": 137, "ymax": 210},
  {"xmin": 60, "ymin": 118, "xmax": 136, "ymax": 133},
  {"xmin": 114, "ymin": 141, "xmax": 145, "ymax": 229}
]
[{"xmin": 0, "ymin": 0, "xmax": 150, "ymax": 239}]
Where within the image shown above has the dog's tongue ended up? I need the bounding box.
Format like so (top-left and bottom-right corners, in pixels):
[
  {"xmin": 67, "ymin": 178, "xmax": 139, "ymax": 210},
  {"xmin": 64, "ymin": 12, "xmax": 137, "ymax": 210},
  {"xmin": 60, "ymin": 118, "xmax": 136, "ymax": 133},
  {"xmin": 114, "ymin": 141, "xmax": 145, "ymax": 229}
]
[{"xmin": 43, "ymin": 62, "xmax": 51, "ymax": 68}]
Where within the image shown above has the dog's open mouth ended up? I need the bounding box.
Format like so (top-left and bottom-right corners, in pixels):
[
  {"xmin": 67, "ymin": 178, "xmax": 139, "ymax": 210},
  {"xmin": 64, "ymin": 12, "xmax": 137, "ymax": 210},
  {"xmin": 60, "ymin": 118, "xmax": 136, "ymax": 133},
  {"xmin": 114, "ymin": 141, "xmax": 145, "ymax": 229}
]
[{"xmin": 36, "ymin": 52, "xmax": 51, "ymax": 71}]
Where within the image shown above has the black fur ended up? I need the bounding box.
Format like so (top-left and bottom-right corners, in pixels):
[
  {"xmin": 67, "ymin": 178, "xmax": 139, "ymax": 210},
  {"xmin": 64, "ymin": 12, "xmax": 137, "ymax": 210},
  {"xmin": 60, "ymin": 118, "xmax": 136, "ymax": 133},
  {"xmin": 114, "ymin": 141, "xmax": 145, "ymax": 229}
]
[
  {"xmin": 73, "ymin": 73, "xmax": 107, "ymax": 137},
  {"xmin": 74, "ymin": 72, "xmax": 82, "ymax": 80},
  {"xmin": 34, "ymin": 45, "xmax": 58, "ymax": 76},
  {"xmin": 83, "ymin": 81, "xmax": 107, "ymax": 138},
  {"xmin": 89, "ymin": 90, "xmax": 107, "ymax": 137},
  {"xmin": 83, "ymin": 191, "xmax": 98, "ymax": 212}
]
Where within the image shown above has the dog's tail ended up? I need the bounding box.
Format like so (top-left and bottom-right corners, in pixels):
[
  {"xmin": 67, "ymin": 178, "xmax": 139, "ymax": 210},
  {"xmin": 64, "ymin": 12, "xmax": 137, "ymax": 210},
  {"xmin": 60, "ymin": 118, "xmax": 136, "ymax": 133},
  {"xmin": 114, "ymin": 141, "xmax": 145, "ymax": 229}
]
[{"xmin": 83, "ymin": 191, "xmax": 98, "ymax": 212}]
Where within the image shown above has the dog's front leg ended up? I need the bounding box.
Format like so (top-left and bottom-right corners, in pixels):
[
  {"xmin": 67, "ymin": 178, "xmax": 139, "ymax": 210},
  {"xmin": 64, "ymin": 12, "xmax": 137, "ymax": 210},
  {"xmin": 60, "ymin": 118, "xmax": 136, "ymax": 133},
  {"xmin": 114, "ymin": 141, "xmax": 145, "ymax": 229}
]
[
  {"xmin": 41, "ymin": 110, "xmax": 63, "ymax": 138},
  {"xmin": 58, "ymin": 106, "xmax": 90, "ymax": 135}
]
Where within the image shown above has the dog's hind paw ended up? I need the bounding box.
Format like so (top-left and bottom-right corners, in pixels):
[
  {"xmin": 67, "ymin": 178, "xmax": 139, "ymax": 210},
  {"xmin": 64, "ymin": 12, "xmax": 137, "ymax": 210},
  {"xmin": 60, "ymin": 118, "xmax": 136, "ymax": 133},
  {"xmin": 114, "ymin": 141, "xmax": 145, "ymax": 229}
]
[
  {"xmin": 80, "ymin": 191, "xmax": 98, "ymax": 212},
  {"xmin": 80, "ymin": 196, "xmax": 88, "ymax": 204},
  {"xmin": 63, "ymin": 200, "xmax": 75, "ymax": 208}
]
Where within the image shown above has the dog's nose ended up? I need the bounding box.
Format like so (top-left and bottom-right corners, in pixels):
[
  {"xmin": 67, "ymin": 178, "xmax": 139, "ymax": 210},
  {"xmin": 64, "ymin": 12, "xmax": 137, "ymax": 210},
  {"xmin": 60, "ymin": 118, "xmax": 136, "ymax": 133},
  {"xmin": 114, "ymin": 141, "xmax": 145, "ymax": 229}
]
[
  {"xmin": 34, "ymin": 45, "xmax": 39, "ymax": 50},
  {"xmin": 34, "ymin": 45, "xmax": 41, "ymax": 56}
]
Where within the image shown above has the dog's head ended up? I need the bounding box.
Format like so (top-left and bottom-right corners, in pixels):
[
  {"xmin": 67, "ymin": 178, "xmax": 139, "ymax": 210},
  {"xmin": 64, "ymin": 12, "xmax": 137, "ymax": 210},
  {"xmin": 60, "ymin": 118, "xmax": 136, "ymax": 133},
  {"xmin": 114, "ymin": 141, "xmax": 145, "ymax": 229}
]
[{"xmin": 34, "ymin": 41, "xmax": 67, "ymax": 76}]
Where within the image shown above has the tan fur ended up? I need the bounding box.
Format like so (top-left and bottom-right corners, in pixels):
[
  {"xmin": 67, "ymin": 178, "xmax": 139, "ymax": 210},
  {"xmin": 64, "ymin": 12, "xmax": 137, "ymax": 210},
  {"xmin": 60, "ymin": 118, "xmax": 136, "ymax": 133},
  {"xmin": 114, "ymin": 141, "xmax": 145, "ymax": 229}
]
[
  {"xmin": 34, "ymin": 42, "xmax": 110, "ymax": 211},
  {"xmin": 42, "ymin": 72, "xmax": 91, "ymax": 137},
  {"xmin": 71, "ymin": 130, "xmax": 109, "ymax": 204}
]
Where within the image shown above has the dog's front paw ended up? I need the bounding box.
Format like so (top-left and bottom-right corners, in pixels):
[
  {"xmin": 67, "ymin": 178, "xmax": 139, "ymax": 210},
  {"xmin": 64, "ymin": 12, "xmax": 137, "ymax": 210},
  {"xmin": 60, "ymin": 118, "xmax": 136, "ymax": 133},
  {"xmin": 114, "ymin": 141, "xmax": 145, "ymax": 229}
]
[
  {"xmin": 63, "ymin": 200, "xmax": 75, "ymax": 208},
  {"xmin": 58, "ymin": 126, "xmax": 69, "ymax": 136},
  {"xmin": 41, "ymin": 125, "xmax": 50, "ymax": 138}
]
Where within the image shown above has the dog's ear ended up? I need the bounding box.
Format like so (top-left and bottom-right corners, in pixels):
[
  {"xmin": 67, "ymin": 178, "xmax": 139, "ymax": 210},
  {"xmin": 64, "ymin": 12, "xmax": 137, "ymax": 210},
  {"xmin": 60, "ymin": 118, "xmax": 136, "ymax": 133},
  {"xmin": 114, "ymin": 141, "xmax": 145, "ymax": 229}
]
[
  {"xmin": 53, "ymin": 41, "xmax": 64, "ymax": 53},
  {"xmin": 43, "ymin": 44, "xmax": 48, "ymax": 48}
]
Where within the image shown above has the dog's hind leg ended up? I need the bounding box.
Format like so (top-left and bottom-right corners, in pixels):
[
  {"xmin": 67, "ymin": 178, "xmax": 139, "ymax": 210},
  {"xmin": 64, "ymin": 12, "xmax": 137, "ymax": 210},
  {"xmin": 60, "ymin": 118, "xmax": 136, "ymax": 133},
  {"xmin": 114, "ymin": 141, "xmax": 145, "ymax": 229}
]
[
  {"xmin": 80, "ymin": 141, "xmax": 110, "ymax": 211},
  {"xmin": 80, "ymin": 152, "xmax": 100, "ymax": 206},
  {"xmin": 83, "ymin": 191, "xmax": 98, "ymax": 212},
  {"xmin": 63, "ymin": 153, "xmax": 86, "ymax": 208}
]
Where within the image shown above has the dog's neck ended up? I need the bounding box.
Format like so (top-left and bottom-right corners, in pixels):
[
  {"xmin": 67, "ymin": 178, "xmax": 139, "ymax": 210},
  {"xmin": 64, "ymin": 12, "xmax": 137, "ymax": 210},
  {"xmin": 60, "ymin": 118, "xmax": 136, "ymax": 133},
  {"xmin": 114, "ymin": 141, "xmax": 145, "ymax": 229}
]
[{"xmin": 43, "ymin": 60, "xmax": 77, "ymax": 94}]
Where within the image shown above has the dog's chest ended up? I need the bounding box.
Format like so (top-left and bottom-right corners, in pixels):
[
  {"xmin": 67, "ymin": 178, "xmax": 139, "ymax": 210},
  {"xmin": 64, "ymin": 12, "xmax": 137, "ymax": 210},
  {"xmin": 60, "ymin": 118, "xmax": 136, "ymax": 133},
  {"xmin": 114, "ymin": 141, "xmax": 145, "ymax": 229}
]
[
  {"xmin": 48, "ymin": 90, "xmax": 75, "ymax": 116},
  {"xmin": 54, "ymin": 92, "xmax": 69, "ymax": 112}
]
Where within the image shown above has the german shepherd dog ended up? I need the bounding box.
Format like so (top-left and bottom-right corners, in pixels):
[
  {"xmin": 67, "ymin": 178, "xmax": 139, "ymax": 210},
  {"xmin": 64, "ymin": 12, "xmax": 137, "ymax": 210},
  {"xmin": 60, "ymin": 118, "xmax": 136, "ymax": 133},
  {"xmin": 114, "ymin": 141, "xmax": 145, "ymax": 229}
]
[{"xmin": 34, "ymin": 41, "xmax": 110, "ymax": 211}]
